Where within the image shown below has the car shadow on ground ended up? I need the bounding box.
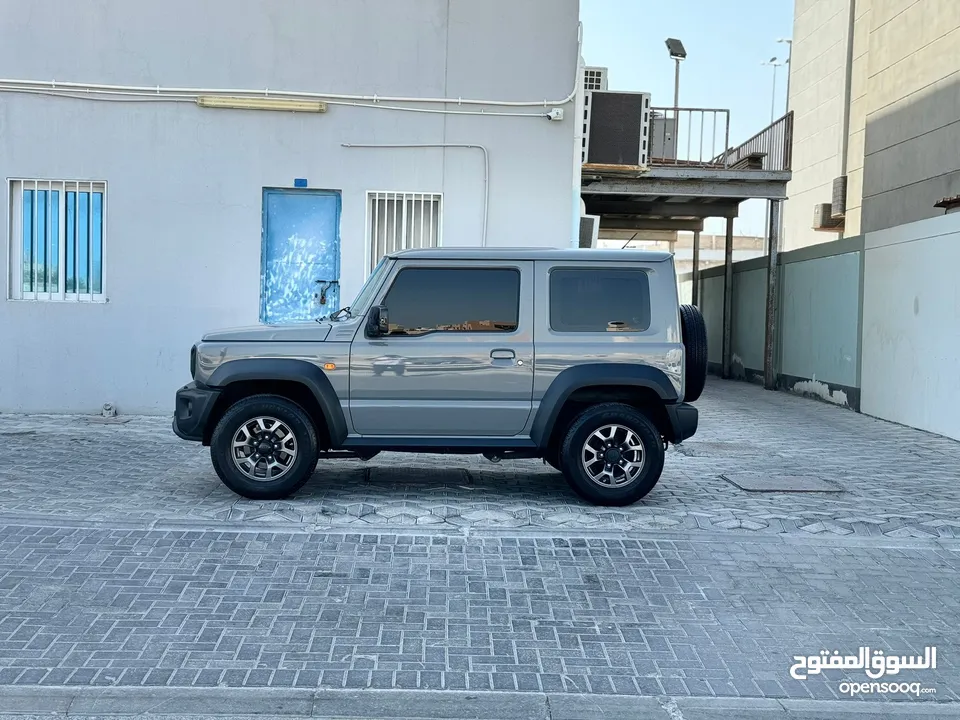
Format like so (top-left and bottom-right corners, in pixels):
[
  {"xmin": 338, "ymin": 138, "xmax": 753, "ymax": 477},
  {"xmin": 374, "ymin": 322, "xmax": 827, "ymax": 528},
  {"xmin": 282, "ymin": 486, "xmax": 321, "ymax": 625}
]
[{"xmin": 224, "ymin": 460, "xmax": 694, "ymax": 512}]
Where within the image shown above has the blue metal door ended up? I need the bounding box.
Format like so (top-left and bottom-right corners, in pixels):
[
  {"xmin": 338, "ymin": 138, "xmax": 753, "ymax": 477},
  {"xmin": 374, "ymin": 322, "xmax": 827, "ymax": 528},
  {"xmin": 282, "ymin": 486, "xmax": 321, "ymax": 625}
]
[{"xmin": 261, "ymin": 188, "xmax": 341, "ymax": 324}]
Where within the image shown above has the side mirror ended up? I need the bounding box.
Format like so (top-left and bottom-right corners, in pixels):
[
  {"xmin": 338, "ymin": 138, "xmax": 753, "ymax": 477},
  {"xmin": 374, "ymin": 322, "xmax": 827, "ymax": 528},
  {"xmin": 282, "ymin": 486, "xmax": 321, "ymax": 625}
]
[{"xmin": 368, "ymin": 305, "xmax": 389, "ymax": 337}]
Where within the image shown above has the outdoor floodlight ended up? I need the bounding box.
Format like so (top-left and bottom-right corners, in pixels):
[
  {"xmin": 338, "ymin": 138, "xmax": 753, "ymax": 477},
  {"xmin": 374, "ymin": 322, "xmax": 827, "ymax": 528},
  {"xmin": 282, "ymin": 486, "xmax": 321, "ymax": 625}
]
[{"xmin": 665, "ymin": 38, "xmax": 686, "ymax": 60}]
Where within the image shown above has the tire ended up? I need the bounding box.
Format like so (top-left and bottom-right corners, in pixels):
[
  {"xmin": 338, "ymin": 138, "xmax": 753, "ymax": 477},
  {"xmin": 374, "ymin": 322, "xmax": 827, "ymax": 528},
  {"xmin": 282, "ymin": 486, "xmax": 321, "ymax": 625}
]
[
  {"xmin": 544, "ymin": 444, "xmax": 563, "ymax": 472},
  {"xmin": 210, "ymin": 394, "xmax": 319, "ymax": 500},
  {"xmin": 559, "ymin": 403, "xmax": 665, "ymax": 506},
  {"xmin": 679, "ymin": 303, "xmax": 708, "ymax": 402}
]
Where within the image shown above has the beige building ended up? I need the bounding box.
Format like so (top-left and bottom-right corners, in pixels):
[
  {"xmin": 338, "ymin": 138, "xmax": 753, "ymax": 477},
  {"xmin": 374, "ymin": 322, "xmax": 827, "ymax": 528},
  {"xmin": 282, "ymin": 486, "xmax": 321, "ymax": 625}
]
[{"xmin": 784, "ymin": 0, "xmax": 960, "ymax": 250}]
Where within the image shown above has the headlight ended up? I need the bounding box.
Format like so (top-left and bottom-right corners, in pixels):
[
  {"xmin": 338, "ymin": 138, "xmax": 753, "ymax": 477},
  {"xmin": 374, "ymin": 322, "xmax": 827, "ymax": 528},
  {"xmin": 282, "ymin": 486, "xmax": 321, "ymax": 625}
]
[{"xmin": 190, "ymin": 345, "xmax": 197, "ymax": 378}]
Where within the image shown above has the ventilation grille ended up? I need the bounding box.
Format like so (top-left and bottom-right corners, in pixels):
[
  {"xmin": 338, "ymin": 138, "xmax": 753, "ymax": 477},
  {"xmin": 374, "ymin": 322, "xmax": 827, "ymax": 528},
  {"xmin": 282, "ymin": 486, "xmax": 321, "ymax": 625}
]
[
  {"xmin": 831, "ymin": 176, "xmax": 847, "ymax": 219},
  {"xmin": 583, "ymin": 66, "xmax": 608, "ymax": 92}
]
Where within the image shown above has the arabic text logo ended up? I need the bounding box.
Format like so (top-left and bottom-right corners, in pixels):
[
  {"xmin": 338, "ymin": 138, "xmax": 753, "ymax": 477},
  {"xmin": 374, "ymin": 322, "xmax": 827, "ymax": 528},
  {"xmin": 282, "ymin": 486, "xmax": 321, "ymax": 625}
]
[{"xmin": 789, "ymin": 646, "xmax": 937, "ymax": 681}]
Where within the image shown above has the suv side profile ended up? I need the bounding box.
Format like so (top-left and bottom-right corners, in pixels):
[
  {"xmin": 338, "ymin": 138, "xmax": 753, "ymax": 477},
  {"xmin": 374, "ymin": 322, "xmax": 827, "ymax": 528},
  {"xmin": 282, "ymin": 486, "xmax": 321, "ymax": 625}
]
[{"xmin": 173, "ymin": 248, "xmax": 707, "ymax": 506}]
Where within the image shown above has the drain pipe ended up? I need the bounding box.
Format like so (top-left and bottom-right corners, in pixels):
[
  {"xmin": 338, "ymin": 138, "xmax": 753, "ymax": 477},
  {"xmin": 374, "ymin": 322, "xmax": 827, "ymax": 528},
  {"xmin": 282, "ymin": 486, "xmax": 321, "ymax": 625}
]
[
  {"xmin": 837, "ymin": 0, "xmax": 857, "ymax": 238},
  {"xmin": 341, "ymin": 143, "xmax": 489, "ymax": 246}
]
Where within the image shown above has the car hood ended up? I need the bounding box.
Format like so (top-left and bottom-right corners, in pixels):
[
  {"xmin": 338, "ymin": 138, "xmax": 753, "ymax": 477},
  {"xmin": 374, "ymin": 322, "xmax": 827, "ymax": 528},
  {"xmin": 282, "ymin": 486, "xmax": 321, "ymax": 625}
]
[{"xmin": 201, "ymin": 322, "xmax": 332, "ymax": 342}]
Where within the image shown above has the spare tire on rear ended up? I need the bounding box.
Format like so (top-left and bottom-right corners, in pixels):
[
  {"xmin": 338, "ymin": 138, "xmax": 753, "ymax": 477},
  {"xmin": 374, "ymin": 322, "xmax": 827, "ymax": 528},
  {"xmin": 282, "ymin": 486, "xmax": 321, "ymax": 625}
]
[{"xmin": 679, "ymin": 304, "xmax": 708, "ymax": 402}]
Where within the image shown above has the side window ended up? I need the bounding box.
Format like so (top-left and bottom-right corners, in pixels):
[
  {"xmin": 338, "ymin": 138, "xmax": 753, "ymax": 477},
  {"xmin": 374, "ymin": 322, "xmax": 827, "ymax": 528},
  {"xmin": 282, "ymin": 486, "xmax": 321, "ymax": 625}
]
[
  {"xmin": 381, "ymin": 267, "xmax": 520, "ymax": 335},
  {"xmin": 550, "ymin": 268, "xmax": 651, "ymax": 332}
]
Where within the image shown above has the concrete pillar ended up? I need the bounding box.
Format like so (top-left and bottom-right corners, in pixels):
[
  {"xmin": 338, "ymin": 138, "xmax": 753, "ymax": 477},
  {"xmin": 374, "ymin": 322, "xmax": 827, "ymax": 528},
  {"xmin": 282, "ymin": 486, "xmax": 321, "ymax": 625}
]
[
  {"xmin": 721, "ymin": 218, "xmax": 734, "ymax": 379},
  {"xmin": 763, "ymin": 200, "xmax": 783, "ymax": 390},
  {"xmin": 691, "ymin": 230, "xmax": 701, "ymax": 306}
]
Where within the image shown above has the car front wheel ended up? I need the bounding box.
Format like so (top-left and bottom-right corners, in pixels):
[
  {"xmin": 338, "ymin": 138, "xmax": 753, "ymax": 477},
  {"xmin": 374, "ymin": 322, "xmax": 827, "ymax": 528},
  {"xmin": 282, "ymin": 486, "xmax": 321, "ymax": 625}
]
[
  {"xmin": 209, "ymin": 395, "xmax": 319, "ymax": 500},
  {"xmin": 559, "ymin": 403, "xmax": 665, "ymax": 506}
]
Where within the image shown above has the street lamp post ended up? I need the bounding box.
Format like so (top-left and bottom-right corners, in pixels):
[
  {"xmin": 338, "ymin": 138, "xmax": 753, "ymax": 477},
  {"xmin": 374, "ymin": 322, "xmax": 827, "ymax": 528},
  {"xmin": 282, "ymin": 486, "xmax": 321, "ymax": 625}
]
[
  {"xmin": 778, "ymin": 38, "xmax": 793, "ymax": 113},
  {"xmin": 761, "ymin": 56, "xmax": 787, "ymax": 260},
  {"xmin": 761, "ymin": 57, "xmax": 786, "ymax": 123},
  {"xmin": 665, "ymin": 38, "xmax": 687, "ymax": 111}
]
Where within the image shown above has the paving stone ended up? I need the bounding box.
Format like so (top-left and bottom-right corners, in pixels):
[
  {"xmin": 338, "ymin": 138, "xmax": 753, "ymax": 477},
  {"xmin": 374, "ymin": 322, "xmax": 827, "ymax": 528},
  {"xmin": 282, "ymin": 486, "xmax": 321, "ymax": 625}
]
[
  {"xmin": 2, "ymin": 380, "xmax": 960, "ymax": 539},
  {"xmin": 0, "ymin": 524, "xmax": 957, "ymax": 699}
]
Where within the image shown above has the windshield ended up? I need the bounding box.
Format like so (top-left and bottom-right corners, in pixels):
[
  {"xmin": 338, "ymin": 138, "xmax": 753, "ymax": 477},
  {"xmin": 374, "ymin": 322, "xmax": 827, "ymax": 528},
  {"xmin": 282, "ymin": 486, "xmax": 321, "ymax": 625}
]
[{"xmin": 345, "ymin": 257, "xmax": 391, "ymax": 317}]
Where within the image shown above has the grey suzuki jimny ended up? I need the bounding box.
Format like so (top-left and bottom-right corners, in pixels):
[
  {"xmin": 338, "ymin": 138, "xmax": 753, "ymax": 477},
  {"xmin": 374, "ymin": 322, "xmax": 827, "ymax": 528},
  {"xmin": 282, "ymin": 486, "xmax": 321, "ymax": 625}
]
[{"xmin": 173, "ymin": 248, "xmax": 707, "ymax": 506}]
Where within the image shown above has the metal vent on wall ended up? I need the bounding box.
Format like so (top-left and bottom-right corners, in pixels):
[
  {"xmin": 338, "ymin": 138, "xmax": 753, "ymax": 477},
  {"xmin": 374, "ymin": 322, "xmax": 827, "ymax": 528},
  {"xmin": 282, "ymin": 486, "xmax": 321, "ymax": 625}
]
[
  {"xmin": 831, "ymin": 176, "xmax": 847, "ymax": 219},
  {"xmin": 583, "ymin": 66, "xmax": 608, "ymax": 92}
]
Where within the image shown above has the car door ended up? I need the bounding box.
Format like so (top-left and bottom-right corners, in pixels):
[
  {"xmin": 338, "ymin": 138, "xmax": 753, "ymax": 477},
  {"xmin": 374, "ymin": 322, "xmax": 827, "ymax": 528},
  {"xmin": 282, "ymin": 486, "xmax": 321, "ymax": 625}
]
[{"xmin": 349, "ymin": 260, "xmax": 534, "ymax": 437}]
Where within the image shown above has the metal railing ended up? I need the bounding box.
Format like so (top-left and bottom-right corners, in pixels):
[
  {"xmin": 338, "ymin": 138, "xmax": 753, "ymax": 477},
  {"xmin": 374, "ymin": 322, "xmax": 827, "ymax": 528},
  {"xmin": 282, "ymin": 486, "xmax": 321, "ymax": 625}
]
[
  {"xmin": 712, "ymin": 111, "xmax": 794, "ymax": 171},
  {"xmin": 648, "ymin": 107, "xmax": 731, "ymax": 167}
]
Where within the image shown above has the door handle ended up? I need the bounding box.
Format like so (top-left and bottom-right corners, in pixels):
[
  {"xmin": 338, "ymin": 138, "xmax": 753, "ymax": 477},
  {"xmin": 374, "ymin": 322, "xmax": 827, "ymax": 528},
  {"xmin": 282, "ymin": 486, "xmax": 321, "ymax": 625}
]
[{"xmin": 490, "ymin": 349, "xmax": 515, "ymax": 360}]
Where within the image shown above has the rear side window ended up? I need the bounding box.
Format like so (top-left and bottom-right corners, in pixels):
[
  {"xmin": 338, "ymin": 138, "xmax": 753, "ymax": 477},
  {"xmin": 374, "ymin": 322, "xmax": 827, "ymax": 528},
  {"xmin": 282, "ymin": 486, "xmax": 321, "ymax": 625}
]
[
  {"xmin": 549, "ymin": 268, "xmax": 651, "ymax": 332},
  {"xmin": 382, "ymin": 267, "xmax": 520, "ymax": 335}
]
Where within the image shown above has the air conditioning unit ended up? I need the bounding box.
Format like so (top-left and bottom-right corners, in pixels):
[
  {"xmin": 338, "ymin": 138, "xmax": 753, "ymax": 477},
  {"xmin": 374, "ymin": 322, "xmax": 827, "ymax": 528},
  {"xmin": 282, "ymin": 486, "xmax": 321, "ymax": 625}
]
[
  {"xmin": 813, "ymin": 203, "xmax": 843, "ymax": 231},
  {"xmin": 583, "ymin": 90, "xmax": 652, "ymax": 166},
  {"xmin": 579, "ymin": 215, "xmax": 600, "ymax": 248},
  {"xmin": 831, "ymin": 176, "xmax": 847, "ymax": 219},
  {"xmin": 581, "ymin": 68, "xmax": 609, "ymax": 163}
]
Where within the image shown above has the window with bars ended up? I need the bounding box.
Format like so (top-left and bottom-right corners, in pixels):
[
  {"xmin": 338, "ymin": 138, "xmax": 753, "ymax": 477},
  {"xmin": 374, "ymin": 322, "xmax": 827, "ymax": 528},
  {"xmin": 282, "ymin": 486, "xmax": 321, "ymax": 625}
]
[
  {"xmin": 367, "ymin": 191, "xmax": 442, "ymax": 273},
  {"xmin": 8, "ymin": 180, "xmax": 106, "ymax": 301}
]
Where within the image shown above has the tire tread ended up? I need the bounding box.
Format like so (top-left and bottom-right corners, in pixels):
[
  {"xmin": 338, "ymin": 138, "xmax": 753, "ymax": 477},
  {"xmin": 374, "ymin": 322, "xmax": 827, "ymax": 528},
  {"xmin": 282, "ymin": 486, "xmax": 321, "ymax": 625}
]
[{"xmin": 679, "ymin": 304, "xmax": 708, "ymax": 402}]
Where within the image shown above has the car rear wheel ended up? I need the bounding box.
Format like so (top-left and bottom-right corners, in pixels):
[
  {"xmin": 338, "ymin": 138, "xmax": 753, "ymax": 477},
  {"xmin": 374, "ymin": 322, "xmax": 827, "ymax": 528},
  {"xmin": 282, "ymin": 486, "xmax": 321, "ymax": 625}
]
[
  {"xmin": 559, "ymin": 403, "xmax": 665, "ymax": 506},
  {"xmin": 680, "ymin": 303, "xmax": 708, "ymax": 402},
  {"xmin": 544, "ymin": 445, "xmax": 563, "ymax": 473},
  {"xmin": 210, "ymin": 395, "xmax": 319, "ymax": 500}
]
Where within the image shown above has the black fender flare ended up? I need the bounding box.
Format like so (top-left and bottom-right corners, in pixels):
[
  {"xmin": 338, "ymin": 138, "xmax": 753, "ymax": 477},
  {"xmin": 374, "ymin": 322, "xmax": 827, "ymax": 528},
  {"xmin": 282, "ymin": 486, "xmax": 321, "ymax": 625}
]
[
  {"xmin": 207, "ymin": 358, "xmax": 348, "ymax": 447},
  {"xmin": 529, "ymin": 363, "xmax": 679, "ymax": 449}
]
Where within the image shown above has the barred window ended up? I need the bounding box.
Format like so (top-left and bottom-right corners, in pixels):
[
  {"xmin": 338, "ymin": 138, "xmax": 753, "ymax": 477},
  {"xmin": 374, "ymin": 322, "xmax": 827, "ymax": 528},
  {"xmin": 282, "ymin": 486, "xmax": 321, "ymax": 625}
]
[
  {"xmin": 367, "ymin": 191, "xmax": 441, "ymax": 272},
  {"xmin": 9, "ymin": 180, "xmax": 106, "ymax": 301}
]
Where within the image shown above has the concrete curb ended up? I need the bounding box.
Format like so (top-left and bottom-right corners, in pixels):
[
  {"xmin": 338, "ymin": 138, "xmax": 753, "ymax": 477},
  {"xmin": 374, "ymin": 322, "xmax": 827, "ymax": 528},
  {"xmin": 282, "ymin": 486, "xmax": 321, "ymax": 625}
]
[{"xmin": 0, "ymin": 687, "xmax": 958, "ymax": 719}]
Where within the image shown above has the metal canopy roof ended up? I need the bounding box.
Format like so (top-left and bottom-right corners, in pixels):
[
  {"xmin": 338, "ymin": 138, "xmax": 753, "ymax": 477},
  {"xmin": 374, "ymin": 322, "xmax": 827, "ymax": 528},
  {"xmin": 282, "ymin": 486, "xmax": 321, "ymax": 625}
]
[
  {"xmin": 580, "ymin": 110, "xmax": 795, "ymax": 230},
  {"xmin": 581, "ymin": 164, "xmax": 791, "ymax": 225}
]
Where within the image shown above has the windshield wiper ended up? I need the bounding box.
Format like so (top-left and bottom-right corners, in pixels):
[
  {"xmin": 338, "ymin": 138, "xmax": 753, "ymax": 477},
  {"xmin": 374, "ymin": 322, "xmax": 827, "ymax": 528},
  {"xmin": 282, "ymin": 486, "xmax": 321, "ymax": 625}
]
[{"xmin": 315, "ymin": 306, "xmax": 352, "ymax": 324}]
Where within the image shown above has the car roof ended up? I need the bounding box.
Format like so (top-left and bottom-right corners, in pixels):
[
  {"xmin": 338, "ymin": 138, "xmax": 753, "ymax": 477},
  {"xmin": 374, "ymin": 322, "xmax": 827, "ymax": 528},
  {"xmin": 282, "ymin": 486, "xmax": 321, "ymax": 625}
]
[{"xmin": 387, "ymin": 247, "xmax": 673, "ymax": 262}]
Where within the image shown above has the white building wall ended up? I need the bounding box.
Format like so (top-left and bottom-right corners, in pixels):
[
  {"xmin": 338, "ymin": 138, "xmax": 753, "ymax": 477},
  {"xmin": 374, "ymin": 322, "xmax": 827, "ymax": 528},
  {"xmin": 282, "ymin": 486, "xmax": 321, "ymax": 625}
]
[
  {"xmin": 860, "ymin": 212, "xmax": 960, "ymax": 442},
  {"xmin": 0, "ymin": 0, "xmax": 580, "ymax": 414}
]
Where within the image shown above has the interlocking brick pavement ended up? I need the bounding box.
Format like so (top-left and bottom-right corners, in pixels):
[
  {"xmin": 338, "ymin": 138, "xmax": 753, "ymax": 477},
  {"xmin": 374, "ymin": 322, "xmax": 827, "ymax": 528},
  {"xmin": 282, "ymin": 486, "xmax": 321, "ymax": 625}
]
[
  {"xmin": 1, "ymin": 379, "xmax": 959, "ymax": 538},
  {"xmin": 0, "ymin": 524, "xmax": 957, "ymax": 700}
]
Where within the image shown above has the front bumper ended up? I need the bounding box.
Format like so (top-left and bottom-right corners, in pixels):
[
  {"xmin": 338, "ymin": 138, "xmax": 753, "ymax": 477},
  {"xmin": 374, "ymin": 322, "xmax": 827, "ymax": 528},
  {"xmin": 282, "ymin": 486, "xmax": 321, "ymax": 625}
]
[
  {"xmin": 664, "ymin": 402, "xmax": 698, "ymax": 444},
  {"xmin": 172, "ymin": 381, "xmax": 221, "ymax": 443}
]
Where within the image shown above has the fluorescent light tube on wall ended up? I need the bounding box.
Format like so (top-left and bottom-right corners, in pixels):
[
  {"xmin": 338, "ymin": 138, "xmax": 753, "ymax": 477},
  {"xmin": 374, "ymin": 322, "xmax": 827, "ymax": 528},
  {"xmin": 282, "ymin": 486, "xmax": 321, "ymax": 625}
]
[{"xmin": 196, "ymin": 96, "xmax": 327, "ymax": 112}]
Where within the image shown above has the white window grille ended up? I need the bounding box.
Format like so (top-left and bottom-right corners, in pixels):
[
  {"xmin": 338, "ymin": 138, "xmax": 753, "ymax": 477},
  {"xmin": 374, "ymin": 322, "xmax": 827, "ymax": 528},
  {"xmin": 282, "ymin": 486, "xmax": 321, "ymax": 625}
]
[
  {"xmin": 366, "ymin": 191, "xmax": 442, "ymax": 272},
  {"xmin": 8, "ymin": 179, "xmax": 107, "ymax": 301}
]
